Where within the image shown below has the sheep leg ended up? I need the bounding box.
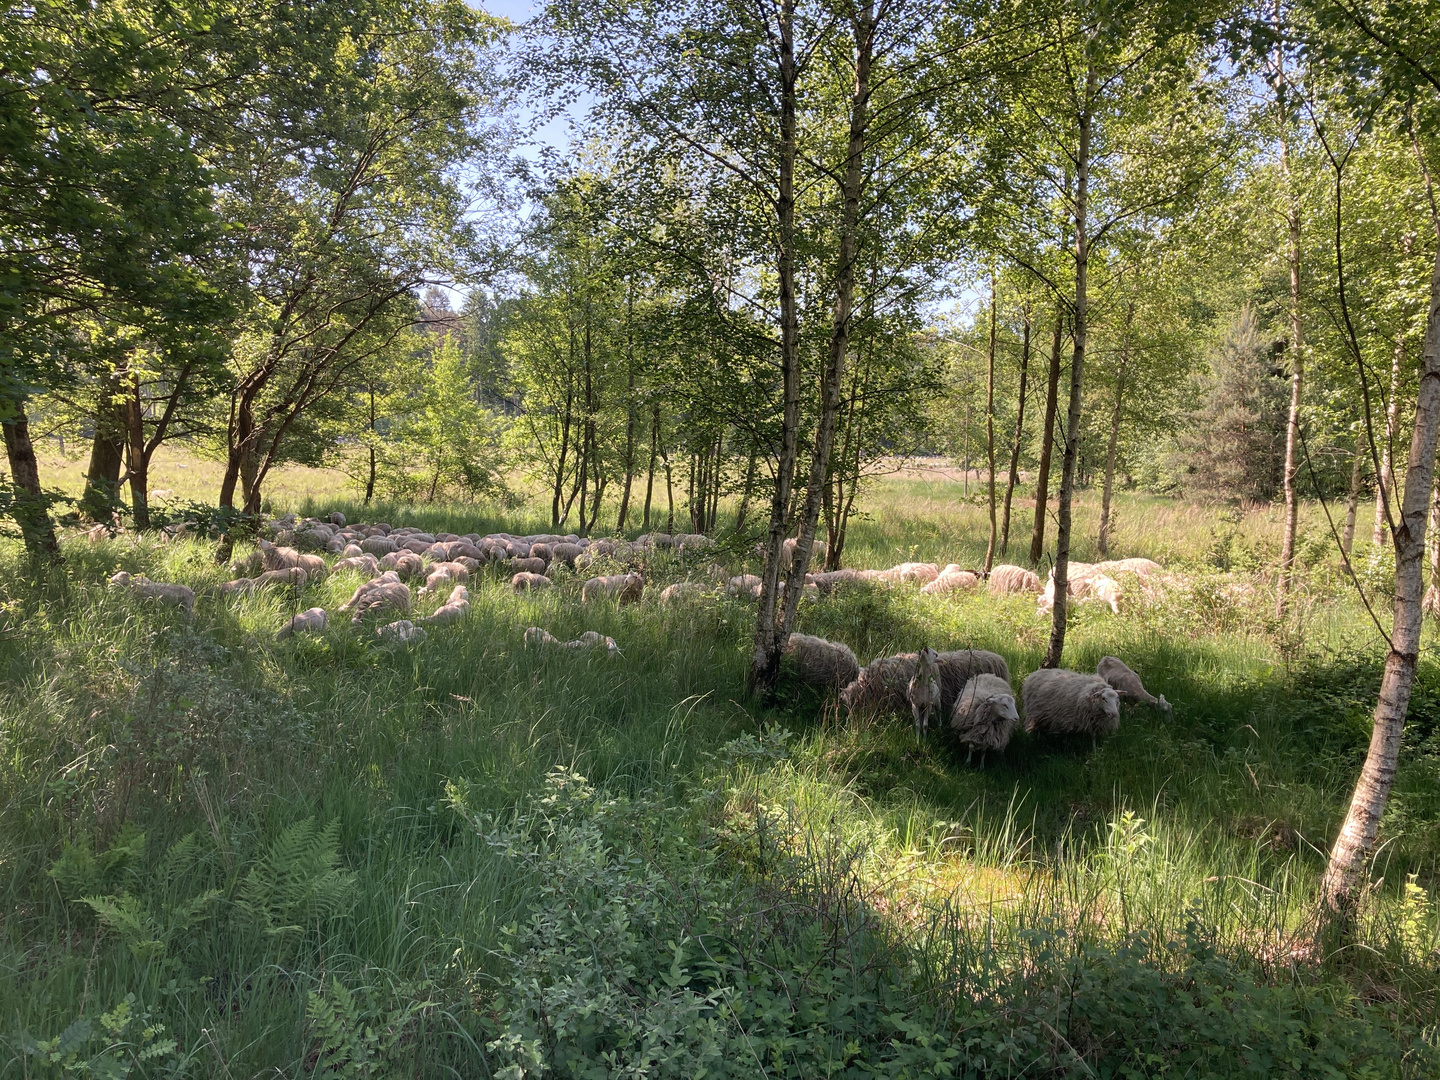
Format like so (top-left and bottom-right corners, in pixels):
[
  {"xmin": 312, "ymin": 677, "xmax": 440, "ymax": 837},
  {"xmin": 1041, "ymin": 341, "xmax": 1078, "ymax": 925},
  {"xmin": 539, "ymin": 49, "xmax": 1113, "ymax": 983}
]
[
  {"xmin": 912, "ymin": 702, "xmax": 922, "ymax": 740},
  {"xmin": 978, "ymin": 751, "xmax": 986, "ymax": 771},
  {"xmin": 965, "ymin": 746, "xmax": 973, "ymax": 766},
  {"xmin": 1091, "ymin": 734, "xmax": 1097, "ymax": 752}
]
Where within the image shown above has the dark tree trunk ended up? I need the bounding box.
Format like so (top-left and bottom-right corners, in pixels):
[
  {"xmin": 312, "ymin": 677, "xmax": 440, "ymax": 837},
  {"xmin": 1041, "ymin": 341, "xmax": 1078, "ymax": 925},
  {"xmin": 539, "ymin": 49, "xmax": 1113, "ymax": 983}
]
[
  {"xmin": 643, "ymin": 404, "xmax": 659, "ymax": 530},
  {"xmin": 1098, "ymin": 301, "xmax": 1134, "ymax": 558},
  {"xmin": 1000, "ymin": 300, "xmax": 1031, "ymax": 554},
  {"xmin": 3, "ymin": 414, "xmax": 61, "ymax": 563},
  {"xmin": 82, "ymin": 375, "xmax": 126, "ymax": 522},
  {"xmin": 1341, "ymin": 430, "xmax": 1365, "ymax": 556},
  {"xmin": 617, "ymin": 287, "xmax": 638, "ymax": 531},
  {"xmin": 126, "ymin": 375, "xmax": 150, "ymax": 530},
  {"xmin": 1029, "ymin": 309, "xmax": 1065, "ymax": 567},
  {"xmin": 984, "ymin": 272, "xmax": 998, "ymax": 573}
]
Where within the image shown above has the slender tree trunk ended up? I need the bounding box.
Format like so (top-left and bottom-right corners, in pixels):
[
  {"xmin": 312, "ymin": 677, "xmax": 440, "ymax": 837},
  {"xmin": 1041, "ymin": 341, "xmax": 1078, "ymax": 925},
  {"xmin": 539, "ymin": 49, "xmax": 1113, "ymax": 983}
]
[
  {"xmin": 1098, "ymin": 302, "xmax": 1134, "ymax": 558},
  {"xmin": 662, "ymin": 439, "xmax": 675, "ymax": 533},
  {"xmin": 1030, "ymin": 309, "xmax": 1065, "ymax": 567},
  {"xmin": 552, "ymin": 388, "xmax": 573, "ymax": 528},
  {"xmin": 1043, "ymin": 71, "xmax": 1094, "ymax": 671},
  {"xmin": 984, "ymin": 272, "xmax": 998, "ymax": 572},
  {"xmin": 1321, "ymin": 233, "xmax": 1440, "ymax": 913},
  {"xmin": 962, "ymin": 397, "xmax": 970, "ymax": 497},
  {"xmin": 735, "ymin": 446, "xmax": 758, "ymax": 533},
  {"xmin": 1424, "ymin": 471, "xmax": 1440, "ymax": 618},
  {"xmin": 1373, "ymin": 336, "xmax": 1406, "ymax": 545},
  {"xmin": 1342, "ymin": 430, "xmax": 1365, "ymax": 556},
  {"xmin": 364, "ymin": 384, "xmax": 378, "ymax": 505},
  {"xmin": 750, "ymin": 0, "xmax": 807, "ymax": 696},
  {"xmin": 1276, "ymin": 60, "xmax": 1304, "ymax": 617},
  {"xmin": 1001, "ymin": 299, "xmax": 1031, "ymax": 555},
  {"xmin": 617, "ymin": 287, "xmax": 638, "ymax": 531},
  {"xmin": 125, "ymin": 374, "xmax": 150, "ymax": 530},
  {"xmin": 643, "ymin": 404, "xmax": 659, "ymax": 530},
  {"xmin": 2, "ymin": 413, "xmax": 61, "ymax": 562},
  {"xmin": 82, "ymin": 372, "xmax": 126, "ymax": 522}
]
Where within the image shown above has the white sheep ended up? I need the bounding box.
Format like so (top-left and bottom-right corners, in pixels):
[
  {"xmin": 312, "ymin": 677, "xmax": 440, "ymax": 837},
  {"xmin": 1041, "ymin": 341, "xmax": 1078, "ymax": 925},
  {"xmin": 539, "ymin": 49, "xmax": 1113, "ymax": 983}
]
[
  {"xmin": 108, "ymin": 571, "xmax": 196, "ymax": 614},
  {"xmin": 581, "ymin": 572, "xmax": 643, "ymax": 604},
  {"xmin": 1096, "ymin": 656, "xmax": 1170, "ymax": 711},
  {"xmin": 523, "ymin": 626, "xmax": 619, "ymax": 655},
  {"xmin": 276, "ymin": 607, "xmax": 328, "ymax": 640},
  {"xmin": 379, "ymin": 551, "xmax": 426, "ymax": 580},
  {"xmin": 726, "ymin": 574, "xmax": 763, "ymax": 599},
  {"xmin": 338, "ymin": 571, "xmax": 411, "ymax": 623},
  {"xmin": 332, "ymin": 554, "xmax": 382, "ymax": 577},
  {"xmin": 987, "ymin": 564, "xmax": 1040, "ymax": 596},
  {"xmin": 659, "ymin": 581, "xmax": 705, "ymax": 606},
  {"xmin": 950, "ymin": 673, "xmax": 1019, "ymax": 768},
  {"xmin": 1022, "ymin": 668, "xmax": 1120, "ymax": 749},
  {"xmin": 422, "ymin": 585, "xmax": 470, "ymax": 626},
  {"xmin": 807, "ymin": 568, "xmax": 861, "ymax": 594},
  {"xmin": 908, "ymin": 646, "xmax": 942, "ymax": 737},
  {"xmin": 782, "ymin": 633, "xmax": 860, "ymax": 688},
  {"xmin": 378, "ymin": 619, "xmax": 426, "ymax": 644},
  {"xmin": 922, "ymin": 565, "xmax": 979, "ymax": 595},
  {"xmin": 259, "ymin": 539, "xmax": 327, "ymax": 580},
  {"xmin": 217, "ymin": 567, "xmax": 309, "ymax": 595},
  {"xmin": 839, "ymin": 648, "xmax": 1009, "ymax": 719},
  {"xmin": 512, "ymin": 571, "xmax": 554, "ymax": 593}
]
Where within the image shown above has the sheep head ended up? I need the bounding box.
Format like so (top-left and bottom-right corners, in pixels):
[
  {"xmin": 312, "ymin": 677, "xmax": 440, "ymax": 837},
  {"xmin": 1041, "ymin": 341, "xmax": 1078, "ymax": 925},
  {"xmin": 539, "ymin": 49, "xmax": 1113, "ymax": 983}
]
[
  {"xmin": 916, "ymin": 646, "xmax": 939, "ymax": 672},
  {"xmin": 994, "ymin": 693, "xmax": 1019, "ymax": 722}
]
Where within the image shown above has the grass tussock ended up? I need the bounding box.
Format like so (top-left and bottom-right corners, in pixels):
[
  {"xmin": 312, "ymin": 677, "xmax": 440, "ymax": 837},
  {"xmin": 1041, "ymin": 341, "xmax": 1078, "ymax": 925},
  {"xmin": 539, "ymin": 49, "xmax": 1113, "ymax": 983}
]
[{"xmin": 1, "ymin": 478, "xmax": 1438, "ymax": 1077}]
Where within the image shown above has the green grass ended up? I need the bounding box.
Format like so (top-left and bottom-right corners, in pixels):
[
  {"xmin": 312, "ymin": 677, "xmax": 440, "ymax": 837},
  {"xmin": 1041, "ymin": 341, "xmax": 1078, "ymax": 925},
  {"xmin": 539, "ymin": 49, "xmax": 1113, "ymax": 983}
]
[{"xmin": 1, "ymin": 474, "xmax": 1438, "ymax": 1077}]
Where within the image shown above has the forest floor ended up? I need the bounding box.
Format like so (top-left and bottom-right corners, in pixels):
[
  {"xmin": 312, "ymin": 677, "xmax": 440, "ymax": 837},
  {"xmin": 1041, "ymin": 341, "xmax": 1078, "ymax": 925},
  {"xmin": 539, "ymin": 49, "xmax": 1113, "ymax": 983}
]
[{"xmin": 2, "ymin": 465, "xmax": 1438, "ymax": 1077}]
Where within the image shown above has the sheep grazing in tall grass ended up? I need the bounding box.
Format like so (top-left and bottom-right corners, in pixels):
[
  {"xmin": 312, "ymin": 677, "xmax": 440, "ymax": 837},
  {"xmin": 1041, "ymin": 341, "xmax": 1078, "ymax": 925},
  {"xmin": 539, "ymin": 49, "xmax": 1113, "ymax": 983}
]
[
  {"xmin": 338, "ymin": 571, "xmax": 411, "ymax": 623},
  {"xmin": 672, "ymin": 533, "xmax": 715, "ymax": 556},
  {"xmin": 1038, "ymin": 557, "xmax": 1163, "ymax": 613},
  {"xmin": 379, "ymin": 551, "xmax": 426, "ymax": 580},
  {"xmin": 807, "ymin": 568, "xmax": 860, "ymax": 594},
  {"xmin": 950, "ymin": 673, "xmax": 1020, "ymax": 767},
  {"xmin": 523, "ymin": 626, "xmax": 619, "ymax": 655},
  {"xmin": 659, "ymin": 581, "xmax": 705, "ymax": 606},
  {"xmin": 550, "ymin": 542, "xmax": 584, "ymax": 568},
  {"xmin": 360, "ymin": 535, "xmax": 398, "ymax": 556},
  {"xmin": 987, "ymin": 564, "xmax": 1040, "ymax": 596},
  {"xmin": 908, "ymin": 646, "xmax": 942, "ymax": 737},
  {"xmin": 512, "ymin": 571, "xmax": 553, "ymax": 593},
  {"xmin": 581, "ymin": 572, "xmax": 643, "ymax": 604},
  {"xmin": 230, "ymin": 549, "xmax": 265, "ymax": 577},
  {"xmin": 378, "ymin": 619, "xmax": 426, "ymax": 644},
  {"xmin": 332, "ymin": 554, "xmax": 381, "ymax": 577},
  {"xmin": 276, "ymin": 607, "xmax": 328, "ymax": 640},
  {"xmin": 839, "ymin": 647, "xmax": 1008, "ymax": 719},
  {"xmin": 1022, "ymin": 668, "xmax": 1120, "ymax": 749},
  {"xmin": 922, "ymin": 565, "xmax": 979, "ymax": 595},
  {"xmin": 1097, "ymin": 656, "xmax": 1170, "ymax": 711},
  {"xmin": 108, "ymin": 571, "xmax": 195, "ymax": 614},
  {"xmin": 259, "ymin": 539, "xmax": 327, "ymax": 580},
  {"xmin": 422, "ymin": 585, "xmax": 470, "ymax": 626},
  {"xmin": 217, "ymin": 567, "xmax": 308, "ymax": 595},
  {"xmin": 726, "ymin": 574, "xmax": 763, "ymax": 599},
  {"xmin": 782, "ymin": 633, "xmax": 860, "ymax": 689}
]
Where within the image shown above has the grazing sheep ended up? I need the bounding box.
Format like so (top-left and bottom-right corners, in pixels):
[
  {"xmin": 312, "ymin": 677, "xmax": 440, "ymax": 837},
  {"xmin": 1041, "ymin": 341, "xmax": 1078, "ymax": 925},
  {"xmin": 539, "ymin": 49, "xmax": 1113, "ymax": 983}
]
[
  {"xmin": 782, "ymin": 633, "xmax": 860, "ymax": 689},
  {"xmin": 659, "ymin": 581, "xmax": 705, "ymax": 606},
  {"xmin": 276, "ymin": 607, "xmax": 328, "ymax": 640},
  {"xmin": 360, "ymin": 536, "xmax": 398, "ymax": 556},
  {"xmin": 422, "ymin": 585, "xmax": 470, "ymax": 626},
  {"xmin": 987, "ymin": 564, "xmax": 1040, "ymax": 596},
  {"xmin": 109, "ymin": 571, "xmax": 196, "ymax": 614},
  {"xmin": 550, "ymin": 542, "xmax": 584, "ymax": 568},
  {"xmin": 523, "ymin": 626, "xmax": 559, "ymax": 647},
  {"xmin": 529, "ymin": 542, "xmax": 552, "ymax": 564},
  {"xmin": 726, "ymin": 574, "xmax": 763, "ymax": 599},
  {"xmin": 341, "ymin": 543, "xmax": 364, "ymax": 558},
  {"xmin": 581, "ymin": 572, "xmax": 643, "ymax": 604},
  {"xmin": 524, "ymin": 626, "xmax": 620, "ymax": 655},
  {"xmin": 217, "ymin": 567, "xmax": 309, "ymax": 595},
  {"xmin": 87, "ymin": 523, "xmax": 109, "ymax": 543},
  {"xmin": 506, "ymin": 556, "xmax": 547, "ymax": 576},
  {"xmin": 332, "ymin": 554, "xmax": 382, "ymax": 577},
  {"xmin": 922, "ymin": 565, "xmax": 979, "ymax": 595},
  {"xmin": 806, "ymin": 568, "xmax": 859, "ymax": 594},
  {"xmin": 672, "ymin": 532, "xmax": 715, "ymax": 555},
  {"xmin": 512, "ymin": 571, "xmax": 554, "ymax": 593},
  {"xmin": 378, "ymin": 619, "xmax": 426, "ymax": 644},
  {"xmin": 1022, "ymin": 668, "xmax": 1120, "ymax": 749},
  {"xmin": 1096, "ymin": 656, "xmax": 1170, "ymax": 711},
  {"xmin": 1086, "ymin": 573, "xmax": 1122, "ymax": 614},
  {"xmin": 338, "ymin": 571, "xmax": 411, "ymax": 622},
  {"xmin": 779, "ymin": 537, "xmax": 829, "ymax": 573},
  {"xmin": 840, "ymin": 654, "xmax": 919, "ymax": 718},
  {"xmin": 329, "ymin": 512, "xmax": 346, "ymax": 526},
  {"xmin": 908, "ymin": 647, "xmax": 942, "ymax": 737},
  {"xmin": 934, "ymin": 649, "xmax": 1011, "ymax": 711},
  {"xmin": 230, "ymin": 550, "xmax": 265, "ymax": 577},
  {"xmin": 379, "ymin": 551, "xmax": 426, "ymax": 580},
  {"xmin": 1038, "ymin": 558, "xmax": 1164, "ymax": 613},
  {"xmin": 259, "ymin": 539, "xmax": 327, "ymax": 580},
  {"xmin": 949, "ymin": 673, "xmax": 1019, "ymax": 768}
]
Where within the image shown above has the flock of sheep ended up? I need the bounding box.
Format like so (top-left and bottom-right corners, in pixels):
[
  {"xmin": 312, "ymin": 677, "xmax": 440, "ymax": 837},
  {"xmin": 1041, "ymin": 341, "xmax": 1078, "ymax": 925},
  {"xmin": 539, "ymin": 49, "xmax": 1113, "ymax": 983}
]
[
  {"xmin": 783, "ymin": 632, "xmax": 1168, "ymax": 767},
  {"xmin": 103, "ymin": 511, "xmax": 1171, "ymax": 766}
]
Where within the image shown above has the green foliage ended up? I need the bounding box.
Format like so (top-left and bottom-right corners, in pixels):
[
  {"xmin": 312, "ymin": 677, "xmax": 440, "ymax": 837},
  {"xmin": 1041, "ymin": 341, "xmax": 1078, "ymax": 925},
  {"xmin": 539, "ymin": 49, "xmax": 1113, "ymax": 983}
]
[
  {"xmin": 306, "ymin": 977, "xmax": 437, "ymax": 1079},
  {"xmin": 235, "ymin": 818, "xmax": 356, "ymax": 939},
  {"xmin": 19, "ymin": 994, "xmax": 179, "ymax": 1080}
]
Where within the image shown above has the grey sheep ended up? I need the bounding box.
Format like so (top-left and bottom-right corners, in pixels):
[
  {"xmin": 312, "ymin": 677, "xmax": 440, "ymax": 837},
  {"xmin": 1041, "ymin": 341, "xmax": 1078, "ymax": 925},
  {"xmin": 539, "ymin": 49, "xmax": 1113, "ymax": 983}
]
[
  {"xmin": 338, "ymin": 571, "xmax": 411, "ymax": 622},
  {"xmin": 108, "ymin": 571, "xmax": 195, "ymax": 614},
  {"xmin": 379, "ymin": 551, "xmax": 426, "ymax": 580},
  {"xmin": 659, "ymin": 581, "xmax": 705, "ymax": 606},
  {"xmin": 807, "ymin": 568, "xmax": 861, "ymax": 594},
  {"xmin": 378, "ymin": 619, "xmax": 427, "ymax": 644},
  {"xmin": 276, "ymin": 607, "xmax": 328, "ymax": 640},
  {"xmin": 782, "ymin": 633, "xmax": 860, "ymax": 688},
  {"xmin": 908, "ymin": 646, "xmax": 942, "ymax": 737},
  {"xmin": 550, "ymin": 542, "xmax": 584, "ymax": 567},
  {"xmin": 332, "ymin": 554, "xmax": 382, "ymax": 577},
  {"xmin": 581, "ymin": 572, "xmax": 643, "ymax": 604},
  {"xmin": 1022, "ymin": 668, "xmax": 1120, "ymax": 749},
  {"xmin": 949, "ymin": 673, "xmax": 1019, "ymax": 767},
  {"xmin": 1096, "ymin": 656, "xmax": 1170, "ymax": 711},
  {"xmin": 524, "ymin": 626, "xmax": 620, "ymax": 656}
]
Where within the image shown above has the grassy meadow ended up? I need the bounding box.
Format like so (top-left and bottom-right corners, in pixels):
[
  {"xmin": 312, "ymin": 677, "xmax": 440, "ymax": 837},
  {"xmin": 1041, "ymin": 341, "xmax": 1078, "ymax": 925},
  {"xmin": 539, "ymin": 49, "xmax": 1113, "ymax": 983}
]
[{"xmin": 2, "ymin": 459, "xmax": 1439, "ymax": 1077}]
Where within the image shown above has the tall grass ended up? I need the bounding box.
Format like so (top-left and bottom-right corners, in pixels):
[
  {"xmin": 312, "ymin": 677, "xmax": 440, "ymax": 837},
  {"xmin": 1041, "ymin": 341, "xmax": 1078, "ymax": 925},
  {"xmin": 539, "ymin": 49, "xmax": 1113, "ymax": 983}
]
[{"xmin": 0, "ymin": 478, "xmax": 1437, "ymax": 1076}]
